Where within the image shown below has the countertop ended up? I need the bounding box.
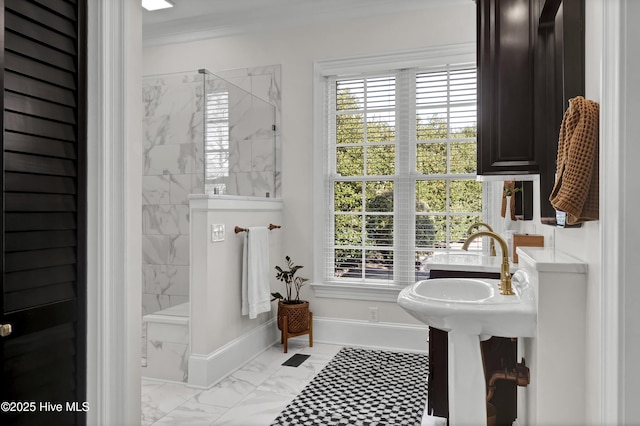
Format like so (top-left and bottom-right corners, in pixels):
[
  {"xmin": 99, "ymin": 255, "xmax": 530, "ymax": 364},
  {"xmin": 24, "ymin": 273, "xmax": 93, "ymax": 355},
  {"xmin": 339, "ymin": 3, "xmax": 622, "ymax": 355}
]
[
  {"xmin": 515, "ymin": 247, "xmax": 587, "ymax": 273},
  {"xmin": 426, "ymin": 251, "xmax": 518, "ymax": 274}
]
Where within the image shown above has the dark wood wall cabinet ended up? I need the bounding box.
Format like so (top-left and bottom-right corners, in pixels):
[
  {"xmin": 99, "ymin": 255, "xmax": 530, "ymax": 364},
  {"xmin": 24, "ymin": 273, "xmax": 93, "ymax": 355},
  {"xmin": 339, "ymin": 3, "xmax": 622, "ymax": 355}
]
[
  {"xmin": 477, "ymin": 0, "xmax": 538, "ymax": 175},
  {"xmin": 477, "ymin": 0, "xmax": 585, "ymax": 222}
]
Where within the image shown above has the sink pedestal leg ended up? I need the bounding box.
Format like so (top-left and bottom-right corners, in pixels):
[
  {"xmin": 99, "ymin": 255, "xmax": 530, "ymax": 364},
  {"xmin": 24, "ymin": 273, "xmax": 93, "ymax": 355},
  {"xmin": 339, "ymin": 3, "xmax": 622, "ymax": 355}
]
[{"xmin": 448, "ymin": 332, "xmax": 487, "ymax": 426}]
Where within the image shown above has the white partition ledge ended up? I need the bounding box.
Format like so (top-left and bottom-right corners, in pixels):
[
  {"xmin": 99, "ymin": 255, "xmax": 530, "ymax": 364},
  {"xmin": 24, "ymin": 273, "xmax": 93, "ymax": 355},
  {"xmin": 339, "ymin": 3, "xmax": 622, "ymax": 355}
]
[{"xmin": 516, "ymin": 247, "xmax": 587, "ymax": 425}]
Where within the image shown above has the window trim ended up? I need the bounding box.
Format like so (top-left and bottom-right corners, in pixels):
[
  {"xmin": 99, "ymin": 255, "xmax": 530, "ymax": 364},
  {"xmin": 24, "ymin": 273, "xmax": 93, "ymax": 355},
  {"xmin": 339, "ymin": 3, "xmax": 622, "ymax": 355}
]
[{"xmin": 312, "ymin": 44, "xmax": 477, "ymax": 301}]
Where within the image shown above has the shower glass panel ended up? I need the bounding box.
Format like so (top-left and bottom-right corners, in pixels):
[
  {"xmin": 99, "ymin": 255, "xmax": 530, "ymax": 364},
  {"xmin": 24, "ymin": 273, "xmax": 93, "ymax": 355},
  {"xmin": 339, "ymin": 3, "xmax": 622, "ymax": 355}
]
[
  {"xmin": 201, "ymin": 69, "xmax": 277, "ymax": 198},
  {"xmin": 141, "ymin": 68, "xmax": 277, "ymax": 317}
]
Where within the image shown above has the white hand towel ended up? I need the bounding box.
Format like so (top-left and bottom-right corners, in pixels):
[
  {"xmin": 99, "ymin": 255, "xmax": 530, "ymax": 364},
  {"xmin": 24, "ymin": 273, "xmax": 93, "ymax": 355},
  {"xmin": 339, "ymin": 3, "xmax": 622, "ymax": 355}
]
[{"xmin": 241, "ymin": 227, "xmax": 271, "ymax": 319}]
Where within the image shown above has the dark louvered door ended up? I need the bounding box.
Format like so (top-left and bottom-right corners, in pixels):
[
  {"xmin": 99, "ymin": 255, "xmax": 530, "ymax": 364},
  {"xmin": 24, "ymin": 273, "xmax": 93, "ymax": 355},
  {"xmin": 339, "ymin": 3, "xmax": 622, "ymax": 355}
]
[{"xmin": 0, "ymin": 1, "xmax": 86, "ymax": 425}]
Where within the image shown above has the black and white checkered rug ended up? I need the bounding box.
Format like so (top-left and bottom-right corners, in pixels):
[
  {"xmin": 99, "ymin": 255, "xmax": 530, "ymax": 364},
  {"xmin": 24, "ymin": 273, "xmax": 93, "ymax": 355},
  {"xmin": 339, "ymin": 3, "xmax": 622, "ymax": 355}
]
[{"xmin": 271, "ymin": 347, "xmax": 429, "ymax": 426}]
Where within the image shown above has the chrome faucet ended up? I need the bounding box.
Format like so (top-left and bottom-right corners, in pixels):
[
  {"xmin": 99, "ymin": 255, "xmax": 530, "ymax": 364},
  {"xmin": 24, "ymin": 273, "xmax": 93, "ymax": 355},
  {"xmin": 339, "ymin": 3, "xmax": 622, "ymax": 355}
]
[
  {"xmin": 462, "ymin": 231, "xmax": 514, "ymax": 296},
  {"xmin": 467, "ymin": 222, "xmax": 497, "ymax": 256}
]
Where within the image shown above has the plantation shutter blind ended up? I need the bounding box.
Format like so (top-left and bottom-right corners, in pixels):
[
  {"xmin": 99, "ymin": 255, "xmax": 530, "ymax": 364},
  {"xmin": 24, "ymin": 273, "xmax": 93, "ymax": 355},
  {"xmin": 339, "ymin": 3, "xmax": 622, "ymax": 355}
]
[
  {"xmin": 204, "ymin": 90, "xmax": 230, "ymax": 195},
  {"xmin": 324, "ymin": 63, "xmax": 481, "ymax": 287},
  {"xmin": 328, "ymin": 73, "xmax": 400, "ymax": 283},
  {"xmin": 2, "ymin": 0, "xmax": 87, "ymax": 424}
]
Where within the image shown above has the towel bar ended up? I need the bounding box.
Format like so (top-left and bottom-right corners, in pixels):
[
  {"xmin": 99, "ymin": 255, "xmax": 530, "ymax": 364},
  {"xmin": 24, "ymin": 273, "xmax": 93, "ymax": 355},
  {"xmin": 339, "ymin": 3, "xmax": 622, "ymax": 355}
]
[{"xmin": 234, "ymin": 224, "xmax": 281, "ymax": 233}]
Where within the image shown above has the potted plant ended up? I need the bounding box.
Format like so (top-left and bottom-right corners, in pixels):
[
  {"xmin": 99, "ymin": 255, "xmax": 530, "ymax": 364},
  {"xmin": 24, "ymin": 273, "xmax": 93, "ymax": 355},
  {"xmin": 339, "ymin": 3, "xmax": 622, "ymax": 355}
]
[
  {"xmin": 503, "ymin": 186, "xmax": 522, "ymax": 197},
  {"xmin": 271, "ymin": 256, "xmax": 310, "ymax": 334},
  {"xmin": 503, "ymin": 181, "xmax": 522, "ymax": 228}
]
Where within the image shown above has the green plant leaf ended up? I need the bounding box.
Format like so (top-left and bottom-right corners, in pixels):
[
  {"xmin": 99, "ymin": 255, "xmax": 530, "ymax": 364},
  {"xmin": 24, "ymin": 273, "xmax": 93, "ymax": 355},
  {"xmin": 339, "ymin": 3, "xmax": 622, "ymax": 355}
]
[{"xmin": 274, "ymin": 256, "xmax": 309, "ymax": 303}]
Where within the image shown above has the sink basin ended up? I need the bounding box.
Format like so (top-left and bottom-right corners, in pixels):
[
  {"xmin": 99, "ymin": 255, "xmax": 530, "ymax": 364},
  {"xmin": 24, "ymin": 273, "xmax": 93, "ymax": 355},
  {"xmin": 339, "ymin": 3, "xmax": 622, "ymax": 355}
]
[
  {"xmin": 417, "ymin": 278, "xmax": 493, "ymax": 302},
  {"xmin": 397, "ymin": 271, "xmax": 536, "ymax": 337},
  {"xmin": 397, "ymin": 271, "xmax": 537, "ymax": 426}
]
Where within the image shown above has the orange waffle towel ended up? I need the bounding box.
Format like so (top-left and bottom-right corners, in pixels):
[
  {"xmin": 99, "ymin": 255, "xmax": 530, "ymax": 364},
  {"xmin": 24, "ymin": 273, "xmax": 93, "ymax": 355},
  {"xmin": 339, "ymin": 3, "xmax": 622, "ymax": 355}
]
[{"xmin": 549, "ymin": 96, "xmax": 600, "ymax": 225}]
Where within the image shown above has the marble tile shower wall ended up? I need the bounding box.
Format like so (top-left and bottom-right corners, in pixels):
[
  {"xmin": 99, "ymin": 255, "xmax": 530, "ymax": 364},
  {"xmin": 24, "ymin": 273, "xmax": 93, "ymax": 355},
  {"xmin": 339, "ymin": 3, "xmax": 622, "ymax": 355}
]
[
  {"xmin": 141, "ymin": 66, "xmax": 282, "ymax": 317},
  {"xmin": 142, "ymin": 73, "xmax": 204, "ymax": 315}
]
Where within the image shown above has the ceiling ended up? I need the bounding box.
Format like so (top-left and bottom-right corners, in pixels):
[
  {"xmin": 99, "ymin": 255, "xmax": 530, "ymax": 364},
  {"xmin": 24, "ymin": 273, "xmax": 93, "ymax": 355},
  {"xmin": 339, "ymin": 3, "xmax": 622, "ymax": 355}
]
[{"xmin": 142, "ymin": 0, "xmax": 470, "ymax": 46}]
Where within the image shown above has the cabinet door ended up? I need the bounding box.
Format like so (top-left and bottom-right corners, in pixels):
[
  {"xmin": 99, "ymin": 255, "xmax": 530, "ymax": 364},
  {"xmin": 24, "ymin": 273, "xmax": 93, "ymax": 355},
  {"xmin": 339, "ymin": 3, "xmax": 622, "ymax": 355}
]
[
  {"xmin": 477, "ymin": 0, "xmax": 541, "ymax": 174},
  {"xmin": 536, "ymin": 0, "xmax": 585, "ymax": 221},
  {"xmin": 1, "ymin": 1, "xmax": 87, "ymax": 425}
]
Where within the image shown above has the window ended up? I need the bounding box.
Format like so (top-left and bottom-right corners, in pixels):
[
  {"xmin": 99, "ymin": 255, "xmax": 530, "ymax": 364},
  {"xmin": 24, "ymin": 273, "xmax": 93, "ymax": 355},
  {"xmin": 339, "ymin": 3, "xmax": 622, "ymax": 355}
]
[
  {"xmin": 313, "ymin": 46, "xmax": 484, "ymax": 297},
  {"xmin": 204, "ymin": 90, "xmax": 230, "ymax": 195}
]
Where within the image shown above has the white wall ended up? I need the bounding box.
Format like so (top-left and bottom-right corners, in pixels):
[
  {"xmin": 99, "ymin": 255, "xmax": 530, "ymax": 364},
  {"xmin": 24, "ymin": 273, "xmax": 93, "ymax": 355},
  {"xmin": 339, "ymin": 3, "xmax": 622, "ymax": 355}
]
[
  {"xmin": 616, "ymin": 2, "xmax": 640, "ymax": 422},
  {"xmin": 189, "ymin": 197, "xmax": 283, "ymax": 355},
  {"xmin": 143, "ymin": 2, "xmax": 476, "ymax": 325}
]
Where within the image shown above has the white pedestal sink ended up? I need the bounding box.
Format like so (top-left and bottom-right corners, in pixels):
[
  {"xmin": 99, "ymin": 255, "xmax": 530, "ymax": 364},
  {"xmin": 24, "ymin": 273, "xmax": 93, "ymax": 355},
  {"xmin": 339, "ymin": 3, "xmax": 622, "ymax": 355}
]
[{"xmin": 398, "ymin": 271, "xmax": 536, "ymax": 426}]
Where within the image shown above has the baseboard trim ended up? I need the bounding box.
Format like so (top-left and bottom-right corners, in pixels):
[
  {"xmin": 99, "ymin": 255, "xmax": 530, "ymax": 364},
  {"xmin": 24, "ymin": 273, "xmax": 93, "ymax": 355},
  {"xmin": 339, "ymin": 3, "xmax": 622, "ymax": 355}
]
[
  {"xmin": 188, "ymin": 318, "xmax": 280, "ymax": 389},
  {"xmin": 188, "ymin": 316, "xmax": 429, "ymax": 388},
  {"xmin": 308, "ymin": 317, "xmax": 429, "ymax": 353}
]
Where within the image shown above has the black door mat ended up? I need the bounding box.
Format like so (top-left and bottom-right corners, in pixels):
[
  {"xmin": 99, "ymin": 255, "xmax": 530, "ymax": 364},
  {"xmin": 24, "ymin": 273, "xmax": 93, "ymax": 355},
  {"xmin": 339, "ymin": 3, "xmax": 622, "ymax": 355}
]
[{"xmin": 282, "ymin": 354, "xmax": 311, "ymax": 367}]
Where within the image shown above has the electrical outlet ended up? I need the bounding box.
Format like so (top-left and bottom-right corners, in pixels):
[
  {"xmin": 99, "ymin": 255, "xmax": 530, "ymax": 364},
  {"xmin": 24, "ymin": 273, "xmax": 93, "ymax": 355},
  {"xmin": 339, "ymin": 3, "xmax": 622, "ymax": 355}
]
[{"xmin": 368, "ymin": 307, "xmax": 379, "ymax": 323}]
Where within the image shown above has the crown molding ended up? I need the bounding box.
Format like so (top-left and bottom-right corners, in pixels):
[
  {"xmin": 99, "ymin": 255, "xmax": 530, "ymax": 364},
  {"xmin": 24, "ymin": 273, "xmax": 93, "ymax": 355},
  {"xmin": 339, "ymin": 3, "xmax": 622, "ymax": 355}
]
[{"xmin": 143, "ymin": 0, "xmax": 472, "ymax": 47}]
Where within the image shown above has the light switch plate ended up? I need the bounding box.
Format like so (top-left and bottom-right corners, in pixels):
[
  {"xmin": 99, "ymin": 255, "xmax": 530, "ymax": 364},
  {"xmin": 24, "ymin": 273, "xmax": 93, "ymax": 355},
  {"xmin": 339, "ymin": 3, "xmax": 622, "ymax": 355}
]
[{"xmin": 211, "ymin": 224, "xmax": 225, "ymax": 242}]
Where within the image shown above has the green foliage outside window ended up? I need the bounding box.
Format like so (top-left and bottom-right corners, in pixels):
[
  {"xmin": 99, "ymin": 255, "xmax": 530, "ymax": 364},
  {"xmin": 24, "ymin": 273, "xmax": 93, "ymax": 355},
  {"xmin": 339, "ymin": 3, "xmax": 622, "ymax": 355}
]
[{"xmin": 332, "ymin": 85, "xmax": 482, "ymax": 279}]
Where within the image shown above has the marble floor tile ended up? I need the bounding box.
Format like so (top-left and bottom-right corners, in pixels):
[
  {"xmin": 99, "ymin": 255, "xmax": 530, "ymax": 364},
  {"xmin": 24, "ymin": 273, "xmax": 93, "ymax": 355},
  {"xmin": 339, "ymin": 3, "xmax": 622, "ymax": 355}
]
[
  {"xmin": 141, "ymin": 379, "xmax": 201, "ymax": 424},
  {"xmin": 298, "ymin": 342, "xmax": 344, "ymax": 357},
  {"xmin": 194, "ymin": 374, "xmax": 258, "ymax": 408},
  {"xmin": 152, "ymin": 399, "xmax": 227, "ymax": 426},
  {"xmin": 255, "ymin": 348, "xmax": 333, "ymax": 397},
  {"xmin": 142, "ymin": 377, "xmax": 165, "ymax": 393},
  {"xmin": 142, "ymin": 343, "xmax": 345, "ymax": 425},
  {"xmin": 210, "ymin": 390, "xmax": 294, "ymax": 426},
  {"xmin": 239, "ymin": 346, "xmax": 301, "ymax": 379},
  {"xmin": 257, "ymin": 362, "xmax": 323, "ymax": 396}
]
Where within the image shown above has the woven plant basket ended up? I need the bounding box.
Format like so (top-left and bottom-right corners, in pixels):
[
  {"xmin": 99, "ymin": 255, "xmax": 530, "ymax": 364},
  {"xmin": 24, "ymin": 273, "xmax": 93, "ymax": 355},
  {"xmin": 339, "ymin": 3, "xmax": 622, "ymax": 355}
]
[{"xmin": 277, "ymin": 301, "xmax": 309, "ymax": 333}]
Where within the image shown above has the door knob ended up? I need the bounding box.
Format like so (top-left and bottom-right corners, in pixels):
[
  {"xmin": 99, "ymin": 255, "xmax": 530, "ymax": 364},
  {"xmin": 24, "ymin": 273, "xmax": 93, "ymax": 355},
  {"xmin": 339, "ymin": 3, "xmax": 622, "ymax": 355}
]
[{"xmin": 0, "ymin": 323, "xmax": 12, "ymax": 337}]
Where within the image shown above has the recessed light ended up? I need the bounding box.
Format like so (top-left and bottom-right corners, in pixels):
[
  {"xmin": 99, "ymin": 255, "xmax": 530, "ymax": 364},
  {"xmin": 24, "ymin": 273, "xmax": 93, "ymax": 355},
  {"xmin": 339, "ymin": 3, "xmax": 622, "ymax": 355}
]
[{"xmin": 142, "ymin": 0, "xmax": 174, "ymax": 11}]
